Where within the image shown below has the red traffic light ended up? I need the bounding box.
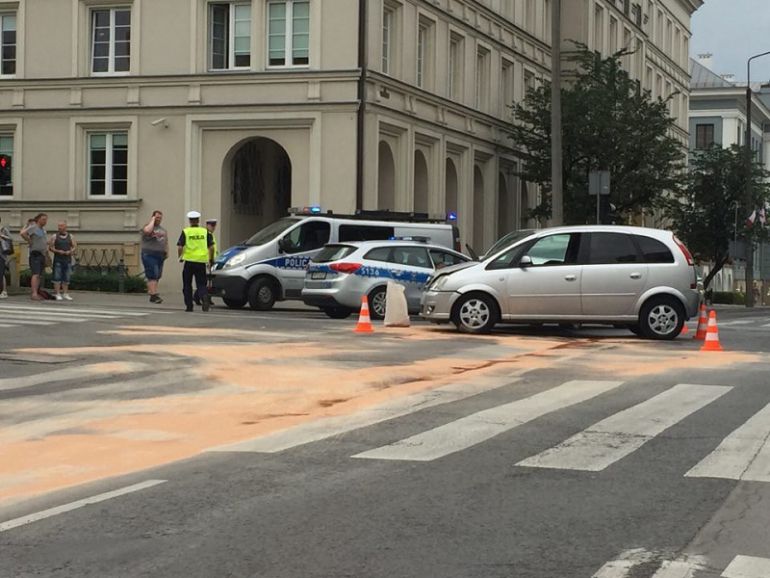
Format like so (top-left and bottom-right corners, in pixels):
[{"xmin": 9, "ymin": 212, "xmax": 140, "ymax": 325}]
[{"xmin": 0, "ymin": 157, "xmax": 7, "ymax": 169}]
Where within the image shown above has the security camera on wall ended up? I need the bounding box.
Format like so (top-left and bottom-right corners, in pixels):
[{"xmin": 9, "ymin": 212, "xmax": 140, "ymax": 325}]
[{"xmin": 150, "ymin": 118, "xmax": 168, "ymax": 128}]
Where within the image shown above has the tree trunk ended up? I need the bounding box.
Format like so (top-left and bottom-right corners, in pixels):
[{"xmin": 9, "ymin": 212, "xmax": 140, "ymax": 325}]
[{"xmin": 703, "ymin": 255, "xmax": 730, "ymax": 290}]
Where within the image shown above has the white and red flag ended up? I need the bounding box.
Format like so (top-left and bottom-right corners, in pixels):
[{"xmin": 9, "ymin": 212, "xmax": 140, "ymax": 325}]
[{"xmin": 746, "ymin": 210, "xmax": 757, "ymax": 228}]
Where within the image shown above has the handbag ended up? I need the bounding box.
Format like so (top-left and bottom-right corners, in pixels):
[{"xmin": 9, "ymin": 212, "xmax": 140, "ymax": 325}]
[{"xmin": 0, "ymin": 235, "xmax": 12, "ymax": 256}]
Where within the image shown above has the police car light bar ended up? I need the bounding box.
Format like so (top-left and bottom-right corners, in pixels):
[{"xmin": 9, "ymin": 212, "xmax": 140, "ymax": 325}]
[
  {"xmin": 288, "ymin": 206, "xmax": 324, "ymax": 215},
  {"xmin": 388, "ymin": 236, "xmax": 431, "ymax": 243}
]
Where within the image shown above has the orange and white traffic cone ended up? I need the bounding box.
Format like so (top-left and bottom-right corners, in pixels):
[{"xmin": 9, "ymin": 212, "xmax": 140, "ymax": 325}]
[
  {"xmin": 693, "ymin": 303, "xmax": 708, "ymax": 341},
  {"xmin": 680, "ymin": 322, "xmax": 690, "ymax": 336},
  {"xmin": 700, "ymin": 310, "xmax": 723, "ymax": 352},
  {"xmin": 354, "ymin": 295, "xmax": 374, "ymax": 333}
]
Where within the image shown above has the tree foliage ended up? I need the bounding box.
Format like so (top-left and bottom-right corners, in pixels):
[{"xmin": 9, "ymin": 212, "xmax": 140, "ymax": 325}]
[
  {"xmin": 509, "ymin": 45, "xmax": 686, "ymax": 224},
  {"xmin": 663, "ymin": 145, "xmax": 770, "ymax": 289}
]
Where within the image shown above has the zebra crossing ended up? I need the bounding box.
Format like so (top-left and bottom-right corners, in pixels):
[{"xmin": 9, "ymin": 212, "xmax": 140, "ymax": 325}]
[
  {"xmin": 211, "ymin": 376, "xmax": 770, "ymax": 487},
  {"xmin": 593, "ymin": 549, "xmax": 770, "ymax": 577},
  {"xmin": 0, "ymin": 302, "xmax": 153, "ymax": 329}
]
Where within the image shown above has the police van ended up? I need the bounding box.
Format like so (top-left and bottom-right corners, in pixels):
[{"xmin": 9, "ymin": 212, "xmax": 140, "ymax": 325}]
[{"xmin": 210, "ymin": 208, "xmax": 461, "ymax": 311}]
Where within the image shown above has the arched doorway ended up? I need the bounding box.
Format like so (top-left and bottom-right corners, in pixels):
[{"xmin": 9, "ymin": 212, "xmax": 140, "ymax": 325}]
[
  {"xmin": 445, "ymin": 158, "xmax": 458, "ymax": 218},
  {"xmin": 224, "ymin": 137, "xmax": 292, "ymax": 246},
  {"xmin": 473, "ymin": 166, "xmax": 484, "ymax": 252},
  {"xmin": 414, "ymin": 150, "xmax": 429, "ymax": 214},
  {"xmin": 378, "ymin": 141, "xmax": 395, "ymax": 210}
]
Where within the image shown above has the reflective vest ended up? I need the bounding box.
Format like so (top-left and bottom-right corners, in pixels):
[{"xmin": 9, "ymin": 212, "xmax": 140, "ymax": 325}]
[
  {"xmin": 211, "ymin": 234, "xmax": 218, "ymax": 258},
  {"xmin": 182, "ymin": 227, "xmax": 209, "ymax": 263}
]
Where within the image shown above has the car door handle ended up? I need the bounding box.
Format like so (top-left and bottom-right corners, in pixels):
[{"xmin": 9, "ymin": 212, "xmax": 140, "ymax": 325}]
[
  {"xmin": 564, "ymin": 275, "xmax": 577, "ymax": 282},
  {"xmin": 630, "ymin": 273, "xmax": 642, "ymax": 279}
]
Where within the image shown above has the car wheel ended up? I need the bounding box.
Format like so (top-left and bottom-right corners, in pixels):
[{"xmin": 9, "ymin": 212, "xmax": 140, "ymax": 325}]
[
  {"xmin": 452, "ymin": 293, "xmax": 498, "ymax": 334},
  {"xmin": 368, "ymin": 287, "xmax": 387, "ymax": 320},
  {"xmin": 322, "ymin": 307, "xmax": 353, "ymax": 320},
  {"xmin": 223, "ymin": 297, "xmax": 246, "ymax": 309},
  {"xmin": 639, "ymin": 296, "xmax": 684, "ymax": 340},
  {"xmin": 248, "ymin": 278, "xmax": 277, "ymax": 311}
]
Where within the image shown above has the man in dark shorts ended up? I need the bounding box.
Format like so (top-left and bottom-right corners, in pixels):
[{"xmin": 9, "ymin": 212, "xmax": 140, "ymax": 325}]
[
  {"xmin": 141, "ymin": 210, "xmax": 168, "ymax": 304},
  {"xmin": 20, "ymin": 213, "xmax": 48, "ymax": 301},
  {"xmin": 49, "ymin": 221, "xmax": 77, "ymax": 301}
]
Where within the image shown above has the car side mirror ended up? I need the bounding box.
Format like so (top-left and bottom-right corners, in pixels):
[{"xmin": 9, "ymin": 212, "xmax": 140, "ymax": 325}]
[{"xmin": 519, "ymin": 255, "xmax": 533, "ymax": 268}]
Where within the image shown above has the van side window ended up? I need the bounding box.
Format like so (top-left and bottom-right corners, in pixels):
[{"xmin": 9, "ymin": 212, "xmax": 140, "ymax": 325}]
[
  {"xmin": 587, "ymin": 233, "xmax": 640, "ymax": 264},
  {"xmin": 487, "ymin": 244, "xmax": 527, "ymax": 270},
  {"xmin": 634, "ymin": 235, "xmax": 674, "ymax": 263},
  {"xmin": 339, "ymin": 224, "xmax": 394, "ymax": 242},
  {"xmin": 364, "ymin": 247, "xmax": 392, "ymax": 262},
  {"xmin": 526, "ymin": 234, "xmax": 577, "ymax": 266},
  {"xmin": 283, "ymin": 221, "xmax": 330, "ymax": 253},
  {"xmin": 429, "ymin": 249, "xmax": 465, "ymax": 269}
]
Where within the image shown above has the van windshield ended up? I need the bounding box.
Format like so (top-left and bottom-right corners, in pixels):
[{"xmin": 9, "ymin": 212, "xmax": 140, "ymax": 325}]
[{"xmin": 245, "ymin": 218, "xmax": 300, "ymax": 246}]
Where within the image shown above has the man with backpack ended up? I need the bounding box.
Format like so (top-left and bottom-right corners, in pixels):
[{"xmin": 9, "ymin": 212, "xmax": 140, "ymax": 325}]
[
  {"xmin": 49, "ymin": 221, "xmax": 77, "ymax": 301},
  {"xmin": 0, "ymin": 216, "xmax": 12, "ymax": 299}
]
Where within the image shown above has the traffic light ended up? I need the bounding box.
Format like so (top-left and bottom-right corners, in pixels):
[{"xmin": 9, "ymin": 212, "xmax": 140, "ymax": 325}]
[{"xmin": 0, "ymin": 155, "xmax": 11, "ymax": 186}]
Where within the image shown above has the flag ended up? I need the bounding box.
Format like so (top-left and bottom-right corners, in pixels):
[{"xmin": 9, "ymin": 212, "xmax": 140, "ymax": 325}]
[
  {"xmin": 746, "ymin": 210, "xmax": 757, "ymax": 228},
  {"xmin": 760, "ymin": 207, "xmax": 767, "ymax": 226}
]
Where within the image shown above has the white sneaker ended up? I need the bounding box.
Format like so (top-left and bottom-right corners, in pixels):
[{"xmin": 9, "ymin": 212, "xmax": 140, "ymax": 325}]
[
  {"xmin": 63, "ymin": 293, "xmax": 73, "ymax": 301},
  {"xmin": 0, "ymin": 291, "xmax": 7, "ymax": 299},
  {"xmin": 55, "ymin": 293, "xmax": 63, "ymax": 301}
]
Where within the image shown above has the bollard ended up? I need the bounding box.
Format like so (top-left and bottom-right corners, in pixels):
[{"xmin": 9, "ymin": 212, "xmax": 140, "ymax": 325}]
[{"xmin": 117, "ymin": 258, "xmax": 126, "ymax": 293}]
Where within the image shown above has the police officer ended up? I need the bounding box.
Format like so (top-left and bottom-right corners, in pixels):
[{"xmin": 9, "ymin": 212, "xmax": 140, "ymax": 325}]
[
  {"xmin": 177, "ymin": 210, "xmax": 214, "ymax": 312},
  {"xmin": 194, "ymin": 218, "xmax": 218, "ymax": 307}
]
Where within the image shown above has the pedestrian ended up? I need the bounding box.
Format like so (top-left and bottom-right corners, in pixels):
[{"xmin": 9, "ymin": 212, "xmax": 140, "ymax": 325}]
[
  {"xmin": 49, "ymin": 221, "xmax": 76, "ymax": 301},
  {"xmin": 177, "ymin": 211, "xmax": 214, "ymax": 312},
  {"xmin": 20, "ymin": 213, "xmax": 48, "ymax": 301},
  {"xmin": 141, "ymin": 210, "xmax": 168, "ymax": 304},
  {"xmin": 0, "ymin": 216, "xmax": 12, "ymax": 299},
  {"xmin": 194, "ymin": 218, "xmax": 219, "ymax": 306}
]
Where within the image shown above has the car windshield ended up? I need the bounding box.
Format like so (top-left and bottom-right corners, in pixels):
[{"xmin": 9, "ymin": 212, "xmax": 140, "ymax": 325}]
[
  {"xmin": 245, "ymin": 218, "xmax": 300, "ymax": 246},
  {"xmin": 483, "ymin": 229, "xmax": 536, "ymax": 259},
  {"xmin": 313, "ymin": 244, "xmax": 358, "ymax": 263}
]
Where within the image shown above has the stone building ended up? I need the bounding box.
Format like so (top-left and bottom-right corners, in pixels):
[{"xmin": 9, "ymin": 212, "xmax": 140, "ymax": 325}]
[{"xmin": 0, "ymin": 0, "xmax": 699, "ymax": 282}]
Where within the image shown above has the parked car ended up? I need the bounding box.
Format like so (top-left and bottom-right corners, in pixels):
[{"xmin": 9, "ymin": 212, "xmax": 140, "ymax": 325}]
[
  {"xmin": 210, "ymin": 208, "xmax": 460, "ymax": 311},
  {"xmin": 302, "ymin": 240, "xmax": 471, "ymax": 319},
  {"xmin": 421, "ymin": 225, "xmax": 701, "ymax": 340}
]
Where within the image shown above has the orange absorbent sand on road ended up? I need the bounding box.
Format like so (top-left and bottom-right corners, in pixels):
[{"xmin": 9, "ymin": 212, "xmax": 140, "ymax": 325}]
[{"xmin": 0, "ymin": 327, "xmax": 759, "ymax": 506}]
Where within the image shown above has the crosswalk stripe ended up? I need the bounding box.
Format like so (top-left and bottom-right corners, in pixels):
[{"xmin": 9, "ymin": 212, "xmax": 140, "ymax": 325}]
[
  {"xmin": 517, "ymin": 384, "xmax": 731, "ymax": 472},
  {"xmin": 685, "ymin": 403, "xmax": 770, "ymax": 483},
  {"xmin": 0, "ymin": 304, "xmax": 148, "ymax": 317},
  {"xmin": 651, "ymin": 559, "xmax": 704, "ymax": 578},
  {"xmin": 0, "ymin": 312, "xmax": 87, "ymax": 323},
  {"xmin": 719, "ymin": 320, "xmax": 755, "ymax": 326},
  {"xmin": 0, "ymin": 317, "xmax": 55, "ymax": 326},
  {"xmin": 722, "ymin": 555, "xmax": 770, "ymax": 577},
  {"xmin": 352, "ymin": 380, "xmax": 625, "ymax": 462},
  {"xmin": 0, "ymin": 362, "xmax": 147, "ymax": 392},
  {"xmin": 209, "ymin": 376, "xmax": 522, "ymax": 453},
  {"xmin": 592, "ymin": 549, "xmax": 655, "ymax": 578},
  {"xmin": 0, "ymin": 308, "xmax": 123, "ymax": 320}
]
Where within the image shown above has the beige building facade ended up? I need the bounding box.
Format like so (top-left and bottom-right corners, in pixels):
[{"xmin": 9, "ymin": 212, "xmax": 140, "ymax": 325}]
[{"xmin": 0, "ymin": 0, "xmax": 698, "ymax": 283}]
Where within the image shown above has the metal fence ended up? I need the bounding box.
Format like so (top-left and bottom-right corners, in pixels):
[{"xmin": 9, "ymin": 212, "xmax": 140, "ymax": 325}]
[{"xmin": 74, "ymin": 247, "xmax": 125, "ymax": 275}]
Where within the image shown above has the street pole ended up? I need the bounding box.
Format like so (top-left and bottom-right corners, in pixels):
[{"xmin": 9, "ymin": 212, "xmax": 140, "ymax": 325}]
[
  {"xmin": 550, "ymin": 0, "xmax": 563, "ymax": 226},
  {"xmin": 745, "ymin": 51, "xmax": 770, "ymax": 307}
]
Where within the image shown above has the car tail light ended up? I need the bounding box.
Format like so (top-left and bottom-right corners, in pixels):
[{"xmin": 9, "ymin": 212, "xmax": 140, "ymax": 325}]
[
  {"xmin": 330, "ymin": 262, "xmax": 362, "ymax": 274},
  {"xmin": 673, "ymin": 236, "xmax": 694, "ymax": 266}
]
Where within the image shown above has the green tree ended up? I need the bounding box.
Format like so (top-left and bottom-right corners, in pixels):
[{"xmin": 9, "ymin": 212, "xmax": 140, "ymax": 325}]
[
  {"xmin": 510, "ymin": 45, "xmax": 685, "ymax": 224},
  {"xmin": 664, "ymin": 144, "xmax": 770, "ymax": 290}
]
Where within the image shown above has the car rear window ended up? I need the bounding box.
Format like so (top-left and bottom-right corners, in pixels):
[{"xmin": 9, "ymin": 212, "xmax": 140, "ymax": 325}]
[
  {"xmin": 587, "ymin": 232, "xmax": 640, "ymax": 264},
  {"xmin": 313, "ymin": 244, "xmax": 357, "ymax": 263},
  {"xmin": 634, "ymin": 235, "xmax": 674, "ymax": 263}
]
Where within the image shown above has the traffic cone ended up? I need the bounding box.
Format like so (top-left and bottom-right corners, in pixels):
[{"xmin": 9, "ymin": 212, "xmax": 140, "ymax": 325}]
[
  {"xmin": 354, "ymin": 295, "xmax": 374, "ymax": 333},
  {"xmin": 700, "ymin": 311, "xmax": 723, "ymax": 352},
  {"xmin": 693, "ymin": 304, "xmax": 708, "ymax": 341},
  {"xmin": 680, "ymin": 322, "xmax": 689, "ymax": 336}
]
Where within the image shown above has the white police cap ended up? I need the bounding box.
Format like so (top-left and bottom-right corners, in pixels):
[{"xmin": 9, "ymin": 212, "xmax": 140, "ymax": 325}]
[{"xmin": 186, "ymin": 210, "xmax": 201, "ymax": 219}]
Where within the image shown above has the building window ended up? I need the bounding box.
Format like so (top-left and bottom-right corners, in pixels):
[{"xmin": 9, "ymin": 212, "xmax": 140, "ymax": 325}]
[
  {"xmin": 525, "ymin": 0, "xmax": 536, "ymax": 32},
  {"xmin": 91, "ymin": 7, "xmax": 131, "ymax": 74},
  {"xmin": 210, "ymin": 3, "xmax": 251, "ymax": 70},
  {"xmin": 501, "ymin": 59, "xmax": 513, "ymax": 119},
  {"xmin": 609, "ymin": 16, "xmax": 618, "ymax": 54},
  {"xmin": 382, "ymin": 6, "xmax": 393, "ymax": 74},
  {"xmin": 656, "ymin": 9, "xmax": 663, "ymax": 44},
  {"xmin": 267, "ymin": 0, "xmax": 309, "ymax": 67},
  {"xmin": 476, "ymin": 46, "xmax": 489, "ymax": 110},
  {"xmin": 593, "ymin": 5, "xmax": 604, "ymax": 54},
  {"xmin": 0, "ymin": 13, "xmax": 15, "ymax": 76},
  {"xmin": 524, "ymin": 69, "xmax": 535, "ymax": 95},
  {"xmin": 0, "ymin": 135, "xmax": 12, "ymax": 196},
  {"xmin": 89, "ymin": 132, "xmax": 128, "ymax": 197},
  {"xmin": 695, "ymin": 124, "xmax": 714, "ymax": 149},
  {"xmin": 448, "ymin": 32, "xmax": 463, "ymax": 100},
  {"xmin": 417, "ymin": 21, "xmax": 426, "ymax": 87}
]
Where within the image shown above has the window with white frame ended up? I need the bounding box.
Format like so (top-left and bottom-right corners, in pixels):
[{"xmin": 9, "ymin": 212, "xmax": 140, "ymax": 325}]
[
  {"xmin": 210, "ymin": 2, "xmax": 251, "ymax": 70},
  {"xmin": 0, "ymin": 13, "xmax": 16, "ymax": 76},
  {"xmin": 475, "ymin": 46, "xmax": 489, "ymax": 110},
  {"xmin": 267, "ymin": 0, "xmax": 309, "ymax": 67},
  {"xmin": 0, "ymin": 134, "xmax": 13, "ymax": 196},
  {"xmin": 417, "ymin": 21, "xmax": 426, "ymax": 87},
  {"xmin": 89, "ymin": 132, "xmax": 128, "ymax": 196},
  {"xmin": 448, "ymin": 32, "xmax": 463, "ymax": 100},
  {"xmin": 91, "ymin": 7, "xmax": 131, "ymax": 74}
]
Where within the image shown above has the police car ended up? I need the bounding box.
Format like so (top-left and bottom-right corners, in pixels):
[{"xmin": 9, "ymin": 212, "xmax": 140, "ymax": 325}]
[{"xmin": 301, "ymin": 239, "xmax": 471, "ymax": 319}]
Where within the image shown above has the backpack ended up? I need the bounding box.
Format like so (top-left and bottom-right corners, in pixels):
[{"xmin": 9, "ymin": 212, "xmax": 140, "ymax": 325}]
[
  {"xmin": 0, "ymin": 232, "xmax": 12, "ymax": 256},
  {"xmin": 38, "ymin": 288, "xmax": 55, "ymax": 300}
]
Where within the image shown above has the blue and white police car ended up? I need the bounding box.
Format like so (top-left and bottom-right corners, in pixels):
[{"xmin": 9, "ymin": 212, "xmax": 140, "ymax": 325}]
[{"xmin": 301, "ymin": 240, "xmax": 471, "ymax": 319}]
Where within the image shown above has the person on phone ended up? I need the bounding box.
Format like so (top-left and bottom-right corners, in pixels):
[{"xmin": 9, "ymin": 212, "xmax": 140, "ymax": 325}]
[
  {"xmin": 49, "ymin": 221, "xmax": 77, "ymax": 301},
  {"xmin": 20, "ymin": 213, "xmax": 48, "ymax": 301},
  {"xmin": 141, "ymin": 210, "xmax": 168, "ymax": 304}
]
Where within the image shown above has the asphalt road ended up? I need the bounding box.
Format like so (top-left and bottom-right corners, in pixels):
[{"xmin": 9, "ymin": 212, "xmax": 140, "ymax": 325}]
[{"xmin": 1, "ymin": 295, "xmax": 770, "ymax": 578}]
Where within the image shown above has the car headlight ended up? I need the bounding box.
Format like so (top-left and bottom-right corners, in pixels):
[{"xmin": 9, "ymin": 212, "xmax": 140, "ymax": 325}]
[
  {"xmin": 429, "ymin": 275, "xmax": 449, "ymax": 291},
  {"xmin": 224, "ymin": 253, "xmax": 246, "ymax": 269}
]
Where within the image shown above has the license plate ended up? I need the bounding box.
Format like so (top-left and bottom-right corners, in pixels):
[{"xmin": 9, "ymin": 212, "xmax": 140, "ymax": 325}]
[{"xmin": 311, "ymin": 271, "xmax": 327, "ymax": 280}]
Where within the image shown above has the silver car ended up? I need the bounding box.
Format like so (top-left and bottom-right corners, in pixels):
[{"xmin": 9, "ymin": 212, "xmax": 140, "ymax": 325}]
[
  {"xmin": 421, "ymin": 225, "xmax": 701, "ymax": 340},
  {"xmin": 302, "ymin": 241, "xmax": 470, "ymax": 319}
]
